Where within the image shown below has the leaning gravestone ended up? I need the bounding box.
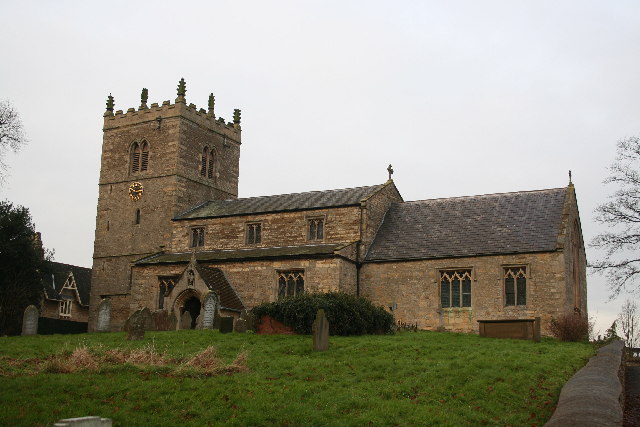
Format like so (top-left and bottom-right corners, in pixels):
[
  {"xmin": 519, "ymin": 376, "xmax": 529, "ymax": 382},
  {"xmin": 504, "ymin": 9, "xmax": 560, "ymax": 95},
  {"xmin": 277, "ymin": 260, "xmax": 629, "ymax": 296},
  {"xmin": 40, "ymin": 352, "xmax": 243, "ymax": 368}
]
[
  {"xmin": 180, "ymin": 311, "xmax": 193, "ymax": 330},
  {"xmin": 22, "ymin": 305, "xmax": 39, "ymax": 336},
  {"xmin": 234, "ymin": 318, "xmax": 247, "ymax": 333},
  {"xmin": 201, "ymin": 292, "xmax": 219, "ymax": 330},
  {"xmin": 195, "ymin": 314, "xmax": 202, "ymax": 330},
  {"xmin": 96, "ymin": 299, "xmax": 111, "ymax": 332},
  {"xmin": 219, "ymin": 316, "xmax": 234, "ymax": 333},
  {"xmin": 126, "ymin": 309, "xmax": 146, "ymax": 341},
  {"xmin": 312, "ymin": 309, "xmax": 329, "ymax": 351}
]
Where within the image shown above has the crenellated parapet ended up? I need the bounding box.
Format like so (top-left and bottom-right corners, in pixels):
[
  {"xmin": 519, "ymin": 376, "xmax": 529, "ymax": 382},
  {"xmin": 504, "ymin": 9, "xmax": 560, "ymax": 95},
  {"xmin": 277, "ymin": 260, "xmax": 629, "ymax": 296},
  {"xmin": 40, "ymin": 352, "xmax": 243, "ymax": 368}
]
[{"xmin": 103, "ymin": 78, "xmax": 242, "ymax": 143}]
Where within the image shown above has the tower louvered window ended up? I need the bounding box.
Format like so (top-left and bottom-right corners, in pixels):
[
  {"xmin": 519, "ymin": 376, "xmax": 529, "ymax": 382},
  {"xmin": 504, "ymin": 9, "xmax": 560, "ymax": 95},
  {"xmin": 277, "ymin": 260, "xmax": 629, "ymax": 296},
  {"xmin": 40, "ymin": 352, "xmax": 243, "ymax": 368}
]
[
  {"xmin": 140, "ymin": 141, "xmax": 149, "ymax": 171},
  {"xmin": 130, "ymin": 141, "xmax": 150, "ymax": 173},
  {"xmin": 201, "ymin": 147, "xmax": 215, "ymax": 179}
]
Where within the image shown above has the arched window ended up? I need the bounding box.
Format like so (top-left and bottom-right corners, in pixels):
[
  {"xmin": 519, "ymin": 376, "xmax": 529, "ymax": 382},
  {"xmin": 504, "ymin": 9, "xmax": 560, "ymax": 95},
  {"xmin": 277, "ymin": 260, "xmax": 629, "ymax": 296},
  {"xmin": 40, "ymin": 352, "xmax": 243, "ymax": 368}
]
[
  {"xmin": 200, "ymin": 146, "xmax": 215, "ymax": 179},
  {"xmin": 130, "ymin": 141, "xmax": 150, "ymax": 173},
  {"xmin": 201, "ymin": 147, "xmax": 209, "ymax": 177}
]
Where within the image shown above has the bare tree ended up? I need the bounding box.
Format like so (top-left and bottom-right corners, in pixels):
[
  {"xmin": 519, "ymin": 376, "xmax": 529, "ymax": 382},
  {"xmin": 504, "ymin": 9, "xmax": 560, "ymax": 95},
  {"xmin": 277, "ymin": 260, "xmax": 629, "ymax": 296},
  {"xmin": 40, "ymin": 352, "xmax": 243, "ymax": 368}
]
[
  {"xmin": 0, "ymin": 100, "xmax": 27, "ymax": 182},
  {"xmin": 591, "ymin": 136, "xmax": 640, "ymax": 297},
  {"xmin": 618, "ymin": 298, "xmax": 639, "ymax": 348}
]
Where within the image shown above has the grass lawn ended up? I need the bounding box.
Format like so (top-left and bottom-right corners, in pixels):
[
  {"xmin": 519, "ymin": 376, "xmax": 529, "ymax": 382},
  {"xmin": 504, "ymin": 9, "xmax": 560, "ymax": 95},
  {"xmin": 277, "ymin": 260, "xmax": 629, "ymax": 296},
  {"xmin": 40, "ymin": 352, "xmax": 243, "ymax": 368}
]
[{"xmin": 0, "ymin": 331, "xmax": 593, "ymax": 426}]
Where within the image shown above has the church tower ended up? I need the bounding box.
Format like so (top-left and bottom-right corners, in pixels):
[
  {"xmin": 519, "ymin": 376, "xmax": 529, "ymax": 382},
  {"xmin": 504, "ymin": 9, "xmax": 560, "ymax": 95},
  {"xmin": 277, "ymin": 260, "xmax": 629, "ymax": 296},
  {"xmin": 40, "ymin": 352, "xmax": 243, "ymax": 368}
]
[{"xmin": 88, "ymin": 79, "xmax": 241, "ymax": 331}]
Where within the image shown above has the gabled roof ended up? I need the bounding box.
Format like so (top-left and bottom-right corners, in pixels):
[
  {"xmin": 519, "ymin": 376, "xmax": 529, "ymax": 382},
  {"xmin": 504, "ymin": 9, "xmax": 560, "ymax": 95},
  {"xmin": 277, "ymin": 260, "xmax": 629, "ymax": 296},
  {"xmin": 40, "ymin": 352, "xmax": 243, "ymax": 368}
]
[
  {"xmin": 135, "ymin": 244, "xmax": 344, "ymax": 265},
  {"xmin": 174, "ymin": 183, "xmax": 387, "ymax": 220},
  {"xmin": 42, "ymin": 262, "xmax": 92, "ymax": 306},
  {"xmin": 195, "ymin": 265, "xmax": 245, "ymax": 312},
  {"xmin": 365, "ymin": 187, "xmax": 568, "ymax": 262}
]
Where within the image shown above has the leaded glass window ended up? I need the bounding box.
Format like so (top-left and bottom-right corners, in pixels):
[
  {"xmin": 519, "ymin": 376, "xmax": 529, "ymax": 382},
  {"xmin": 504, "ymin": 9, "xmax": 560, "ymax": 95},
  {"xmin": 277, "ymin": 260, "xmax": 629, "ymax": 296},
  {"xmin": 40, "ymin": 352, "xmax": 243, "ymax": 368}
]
[
  {"xmin": 308, "ymin": 218, "xmax": 324, "ymax": 240},
  {"xmin": 440, "ymin": 270, "xmax": 472, "ymax": 308},
  {"xmin": 246, "ymin": 223, "xmax": 262, "ymax": 244},
  {"xmin": 277, "ymin": 271, "xmax": 304, "ymax": 299},
  {"xmin": 504, "ymin": 267, "xmax": 526, "ymax": 306},
  {"xmin": 190, "ymin": 227, "xmax": 205, "ymax": 247}
]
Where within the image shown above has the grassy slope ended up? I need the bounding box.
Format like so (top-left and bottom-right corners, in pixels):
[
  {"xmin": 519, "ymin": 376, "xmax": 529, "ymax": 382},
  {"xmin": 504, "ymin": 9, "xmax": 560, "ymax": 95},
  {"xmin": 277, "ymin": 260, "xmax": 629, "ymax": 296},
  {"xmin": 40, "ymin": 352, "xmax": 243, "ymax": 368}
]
[{"xmin": 0, "ymin": 331, "xmax": 593, "ymax": 426}]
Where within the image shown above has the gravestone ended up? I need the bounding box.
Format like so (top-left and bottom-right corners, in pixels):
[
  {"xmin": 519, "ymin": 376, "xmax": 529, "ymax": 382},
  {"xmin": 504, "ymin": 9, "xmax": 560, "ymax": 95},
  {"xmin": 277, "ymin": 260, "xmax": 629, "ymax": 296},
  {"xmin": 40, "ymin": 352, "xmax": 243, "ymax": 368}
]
[
  {"xmin": 180, "ymin": 311, "xmax": 192, "ymax": 330},
  {"xmin": 96, "ymin": 299, "xmax": 111, "ymax": 332},
  {"xmin": 21, "ymin": 305, "xmax": 39, "ymax": 336},
  {"xmin": 312, "ymin": 309, "xmax": 329, "ymax": 351},
  {"xmin": 195, "ymin": 314, "xmax": 202, "ymax": 330},
  {"xmin": 240, "ymin": 309, "xmax": 256, "ymax": 332},
  {"xmin": 150, "ymin": 309, "xmax": 169, "ymax": 331},
  {"xmin": 234, "ymin": 318, "xmax": 247, "ymax": 333},
  {"xmin": 168, "ymin": 311, "xmax": 178, "ymax": 331},
  {"xmin": 126, "ymin": 309, "xmax": 146, "ymax": 341},
  {"xmin": 219, "ymin": 316, "xmax": 234, "ymax": 333},
  {"xmin": 201, "ymin": 292, "xmax": 219, "ymax": 330}
]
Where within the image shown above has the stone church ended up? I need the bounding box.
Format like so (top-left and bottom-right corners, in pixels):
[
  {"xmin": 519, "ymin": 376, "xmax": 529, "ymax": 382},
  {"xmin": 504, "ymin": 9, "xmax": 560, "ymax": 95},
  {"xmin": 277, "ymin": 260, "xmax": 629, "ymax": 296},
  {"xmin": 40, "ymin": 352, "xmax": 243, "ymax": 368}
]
[{"xmin": 88, "ymin": 80, "xmax": 588, "ymax": 335}]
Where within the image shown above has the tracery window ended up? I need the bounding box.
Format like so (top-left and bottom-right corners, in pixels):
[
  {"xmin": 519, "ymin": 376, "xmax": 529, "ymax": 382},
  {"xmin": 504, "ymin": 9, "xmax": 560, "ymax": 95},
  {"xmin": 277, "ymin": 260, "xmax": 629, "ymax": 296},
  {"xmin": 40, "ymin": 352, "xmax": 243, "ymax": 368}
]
[
  {"xmin": 130, "ymin": 141, "xmax": 149, "ymax": 173},
  {"xmin": 278, "ymin": 270, "xmax": 304, "ymax": 299},
  {"xmin": 504, "ymin": 266, "xmax": 526, "ymax": 306},
  {"xmin": 158, "ymin": 276, "xmax": 177, "ymax": 309},
  {"xmin": 59, "ymin": 300, "xmax": 72, "ymax": 318},
  {"xmin": 308, "ymin": 218, "xmax": 324, "ymax": 241},
  {"xmin": 190, "ymin": 227, "xmax": 205, "ymax": 248},
  {"xmin": 201, "ymin": 146, "xmax": 215, "ymax": 179},
  {"xmin": 246, "ymin": 222, "xmax": 262, "ymax": 244},
  {"xmin": 440, "ymin": 269, "xmax": 472, "ymax": 308}
]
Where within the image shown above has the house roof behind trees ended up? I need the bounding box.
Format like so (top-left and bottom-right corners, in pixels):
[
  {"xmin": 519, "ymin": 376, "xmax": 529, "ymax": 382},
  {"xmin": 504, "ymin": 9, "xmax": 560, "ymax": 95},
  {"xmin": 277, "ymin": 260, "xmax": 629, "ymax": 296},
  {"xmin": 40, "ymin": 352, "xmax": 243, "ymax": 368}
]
[
  {"xmin": 42, "ymin": 262, "xmax": 92, "ymax": 306},
  {"xmin": 365, "ymin": 187, "xmax": 568, "ymax": 262}
]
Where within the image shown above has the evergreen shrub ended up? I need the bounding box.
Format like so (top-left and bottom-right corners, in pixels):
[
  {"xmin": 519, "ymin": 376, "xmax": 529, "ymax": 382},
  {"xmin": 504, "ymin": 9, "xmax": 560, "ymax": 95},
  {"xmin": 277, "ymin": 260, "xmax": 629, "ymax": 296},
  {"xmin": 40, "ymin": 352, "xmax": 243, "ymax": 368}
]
[{"xmin": 251, "ymin": 292, "xmax": 394, "ymax": 335}]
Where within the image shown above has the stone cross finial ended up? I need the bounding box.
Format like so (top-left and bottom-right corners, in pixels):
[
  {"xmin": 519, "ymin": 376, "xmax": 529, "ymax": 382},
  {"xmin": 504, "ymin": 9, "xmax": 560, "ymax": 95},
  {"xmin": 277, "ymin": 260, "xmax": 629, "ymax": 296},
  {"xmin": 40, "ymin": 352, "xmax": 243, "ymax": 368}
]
[
  {"xmin": 140, "ymin": 88, "xmax": 148, "ymax": 109},
  {"xmin": 233, "ymin": 109, "xmax": 241, "ymax": 128},
  {"xmin": 208, "ymin": 93, "xmax": 215, "ymax": 117},
  {"xmin": 176, "ymin": 78, "xmax": 187, "ymax": 102},
  {"xmin": 387, "ymin": 164, "xmax": 394, "ymax": 180}
]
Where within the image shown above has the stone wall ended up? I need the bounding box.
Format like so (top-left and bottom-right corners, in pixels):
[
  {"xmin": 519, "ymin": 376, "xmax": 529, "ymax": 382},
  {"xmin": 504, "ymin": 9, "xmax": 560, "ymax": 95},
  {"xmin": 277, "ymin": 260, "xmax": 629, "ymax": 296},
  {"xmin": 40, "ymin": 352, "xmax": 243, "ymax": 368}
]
[
  {"xmin": 360, "ymin": 251, "xmax": 569, "ymax": 335},
  {"xmin": 170, "ymin": 206, "xmax": 362, "ymax": 253},
  {"xmin": 126, "ymin": 256, "xmax": 355, "ymax": 327}
]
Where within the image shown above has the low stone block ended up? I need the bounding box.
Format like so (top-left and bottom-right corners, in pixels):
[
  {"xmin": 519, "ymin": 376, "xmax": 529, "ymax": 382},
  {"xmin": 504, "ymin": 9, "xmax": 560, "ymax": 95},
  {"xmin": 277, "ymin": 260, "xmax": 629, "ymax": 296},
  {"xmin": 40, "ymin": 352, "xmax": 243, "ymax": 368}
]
[{"xmin": 219, "ymin": 316, "xmax": 234, "ymax": 333}]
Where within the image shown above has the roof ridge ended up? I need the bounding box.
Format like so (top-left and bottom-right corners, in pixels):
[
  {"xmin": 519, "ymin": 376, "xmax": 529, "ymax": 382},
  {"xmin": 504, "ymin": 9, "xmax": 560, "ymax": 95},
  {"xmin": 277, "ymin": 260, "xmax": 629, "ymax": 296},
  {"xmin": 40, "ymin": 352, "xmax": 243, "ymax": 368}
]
[
  {"xmin": 209, "ymin": 183, "xmax": 385, "ymax": 203},
  {"xmin": 404, "ymin": 187, "xmax": 567, "ymax": 204}
]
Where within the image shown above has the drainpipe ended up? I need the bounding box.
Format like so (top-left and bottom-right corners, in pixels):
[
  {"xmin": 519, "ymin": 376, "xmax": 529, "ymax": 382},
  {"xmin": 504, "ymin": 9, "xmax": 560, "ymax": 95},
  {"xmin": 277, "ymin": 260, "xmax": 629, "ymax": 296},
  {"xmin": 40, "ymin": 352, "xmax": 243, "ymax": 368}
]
[{"xmin": 356, "ymin": 203, "xmax": 365, "ymax": 297}]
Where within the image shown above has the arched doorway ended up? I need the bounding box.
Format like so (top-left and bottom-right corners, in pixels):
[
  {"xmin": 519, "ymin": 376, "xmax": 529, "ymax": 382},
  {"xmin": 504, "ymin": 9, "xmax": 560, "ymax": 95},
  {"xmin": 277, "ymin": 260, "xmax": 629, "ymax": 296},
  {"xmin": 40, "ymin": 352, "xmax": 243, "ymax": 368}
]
[
  {"xmin": 183, "ymin": 296, "xmax": 201, "ymax": 329},
  {"xmin": 173, "ymin": 289, "xmax": 202, "ymax": 330}
]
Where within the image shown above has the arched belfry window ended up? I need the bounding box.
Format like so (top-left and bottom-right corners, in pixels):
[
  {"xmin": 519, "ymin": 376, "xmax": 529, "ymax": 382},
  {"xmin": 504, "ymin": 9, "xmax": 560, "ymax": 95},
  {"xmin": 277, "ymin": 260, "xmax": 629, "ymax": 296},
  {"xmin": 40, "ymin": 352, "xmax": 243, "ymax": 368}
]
[
  {"xmin": 200, "ymin": 146, "xmax": 215, "ymax": 179},
  {"xmin": 130, "ymin": 141, "xmax": 149, "ymax": 173}
]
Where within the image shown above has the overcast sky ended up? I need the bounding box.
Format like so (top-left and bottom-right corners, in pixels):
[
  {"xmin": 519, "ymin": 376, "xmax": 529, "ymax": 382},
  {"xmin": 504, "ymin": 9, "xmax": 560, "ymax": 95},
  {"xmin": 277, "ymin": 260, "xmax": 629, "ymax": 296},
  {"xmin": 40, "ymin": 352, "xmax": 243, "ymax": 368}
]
[{"xmin": 1, "ymin": 1, "xmax": 639, "ymax": 335}]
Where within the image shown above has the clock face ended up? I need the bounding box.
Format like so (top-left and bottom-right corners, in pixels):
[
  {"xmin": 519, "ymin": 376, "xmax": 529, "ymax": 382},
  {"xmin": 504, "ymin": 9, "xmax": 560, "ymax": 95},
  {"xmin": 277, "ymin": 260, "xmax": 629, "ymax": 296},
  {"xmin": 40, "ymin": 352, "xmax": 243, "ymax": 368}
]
[{"xmin": 128, "ymin": 182, "xmax": 144, "ymax": 201}]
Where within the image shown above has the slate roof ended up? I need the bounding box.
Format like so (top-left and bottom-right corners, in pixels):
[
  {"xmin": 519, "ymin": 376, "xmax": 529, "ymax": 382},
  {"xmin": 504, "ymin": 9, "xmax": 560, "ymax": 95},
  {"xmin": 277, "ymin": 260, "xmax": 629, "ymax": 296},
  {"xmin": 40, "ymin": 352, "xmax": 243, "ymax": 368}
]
[
  {"xmin": 195, "ymin": 265, "xmax": 245, "ymax": 312},
  {"xmin": 365, "ymin": 188, "xmax": 568, "ymax": 262},
  {"xmin": 42, "ymin": 261, "xmax": 92, "ymax": 306},
  {"xmin": 175, "ymin": 184, "xmax": 386, "ymax": 219},
  {"xmin": 135, "ymin": 244, "xmax": 344, "ymax": 265}
]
